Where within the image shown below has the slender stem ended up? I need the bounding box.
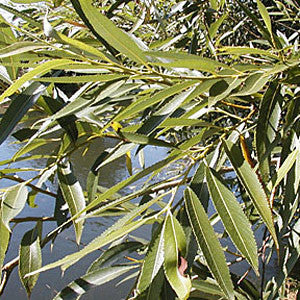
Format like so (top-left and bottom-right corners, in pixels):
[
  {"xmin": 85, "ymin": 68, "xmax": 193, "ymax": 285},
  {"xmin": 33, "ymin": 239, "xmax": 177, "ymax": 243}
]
[{"xmin": 0, "ymin": 174, "xmax": 57, "ymax": 198}]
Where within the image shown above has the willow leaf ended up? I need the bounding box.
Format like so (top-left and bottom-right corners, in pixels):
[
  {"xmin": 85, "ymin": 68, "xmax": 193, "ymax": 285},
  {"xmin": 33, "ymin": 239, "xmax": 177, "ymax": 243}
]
[
  {"xmin": 256, "ymin": 81, "xmax": 282, "ymax": 183},
  {"xmin": 206, "ymin": 167, "xmax": 258, "ymax": 273},
  {"xmin": 223, "ymin": 140, "xmax": 278, "ymax": 249},
  {"xmin": 163, "ymin": 211, "xmax": 191, "ymax": 300},
  {"xmin": 0, "ymin": 42, "xmax": 46, "ymax": 59},
  {"xmin": 146, "ymin": 51, "xmax": 230, "ymax": 73},
  {"xmin": 256, "ymin": 0, "xmax": 273, "ymax": 40},
  {"xmin": 111, "ymin": 80, "xmax": 197, "ymax": 126},
  {"xmin": 1, "ymin": 183, "xmax": 28, "ymax": 231},
  {"xmin": 184, "ymin": 187, "xmax": 234, "ymax": 300},
  {"xmin": 26, "ymin": 216, "xmax": 154, "ymax": 277},
  {"xmin": 88, "ymin": 241, "xmax": 143, "ymax": 272},
  {"xmin": 76, "ymin": 0, "xmax": 147, "ymax": 65},
  {"xmin": 0, "ymin": 219, "xmax": 10, "ymax": 272},
  {"xmin": 0, "ymin": 81, "xmax": 48, "ymax": 146},
  {"xmin": 19, "ymin": 223, "xmax": 42, "ymax": 298},
  {"xmin": 137, "ymin": 225, "xmax": 165, "ymax": 294},
  {"xmin": 218, "ymin": 46, "xmax": 278, "ymax": 59},
  {"xmin": 267, "ymin": 147, "xmax": 299, "ymax": 191},
  {"xmin": 53, "ymin": 265, "xmax": 136, "ymax": 300},
  {"xmin": 57, "ymin": 161, "xmax": 86, "ymax": 244},
  {"xmin": 0, "ymin": 59, "xmax": 77, "ymax": 102}
]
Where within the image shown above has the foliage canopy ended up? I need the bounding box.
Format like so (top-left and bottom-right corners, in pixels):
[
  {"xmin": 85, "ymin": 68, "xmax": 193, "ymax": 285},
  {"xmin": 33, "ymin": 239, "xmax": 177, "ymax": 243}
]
[{"xmin": 0, "ymin": 0, "xmax": 299, "ymax": 299}]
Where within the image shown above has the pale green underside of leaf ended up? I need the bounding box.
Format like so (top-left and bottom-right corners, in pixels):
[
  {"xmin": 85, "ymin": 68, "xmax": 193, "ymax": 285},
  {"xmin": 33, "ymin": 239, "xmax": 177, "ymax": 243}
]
[
  {"xmin": 53, "ymin": 265, "xmax": 137, "ymax": 300},
  {"xmin": 57, "ymin": 162, "xmax": 86, "ymax": 244},
  {"xmin": 0, "ymin": 219, "xmax": 10, "ymax": 272},
  {"xmin": 1, "ymin": 183, "xmax": 28, "ymax": 231}
]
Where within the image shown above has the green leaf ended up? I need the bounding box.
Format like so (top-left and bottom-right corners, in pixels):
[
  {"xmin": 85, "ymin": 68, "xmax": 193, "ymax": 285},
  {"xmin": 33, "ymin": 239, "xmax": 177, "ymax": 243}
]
[
  {"xmin": 111, "ymin": 80, "xmax": 197, "ymax": 126},
  {"xmin": 205, "ymin": 167, "xmax": 258, "ymax": 273},
  {"xmin": 119, "ymin": 131, "xmax": 176, "ymax": 148},
  {"xmin": 223, "ymin": 140, "xmax": 278, "ymax": 249},
  {"xmin": 0, "ymin": 219, "xmax": 10, "ymax": 272},
  {"xmin": 232, "ymin": 72, "xmax": 269, "ymax": 96},
  {"xmin": 26, "ymin": 215, "xmax": 154, "ymax": 277},
  {"xmin": 1, "ymin": 183, "xmax": 28, "ymax": 231},
  {"xmin": 35, "ymin": 74, "xmax": 127, "ymax": 83},
  {"xmin": 255, "ymin": 81, "xmax": 282, "ymax": 183},
  {"xmin": 146, "ymin": 51, "xmax": 230, "ymax": 73},
  {"xmin": 137, "ymin": 225, "xmax": 165, "ymax": 294},
  {"xmin": 0, "ymin": 42, "xmax": 46, "ymax": 59},
  {"xmin": 0, "ymin": 59, "xmax": 77, "ymax": 102},
  {"xmin": 76, "ymin": 0, "xmax": 147, "ymax": 65},
  {"xmin": 191, "ymin": 278, "xmax": 224, "ymax": 297},
  {"xmin": 53, "ymin": 265, "xmax": 137, "ymax": 300},
  {"xmin": 184, "ymin": 187, "xmax": 234, "ymax": 300},
  {"xmin": 163, "ymin": 211, "xmax": 191, "ymax": 300},
  {"xmin": 57, "ymin": 161, "xmax": 86, "ymax": 244},
  {"xmin": 190, "ymin": 162, "xmax": 209, "ymax": 212},
  {"xmin": 218, "ymin": 46, "xmax": 279, "ymax": 59},
  {"xmin": 88, "ymin": 241, "xmax": 143, "ymax": 272},
  {"xmin": 0, "ymin": 81, "xmax": 48, "ymax": 146},
  {"xmin": 12, "ymin": 138, "xmax": 55, "ymax": 161},
  {"xmin": 0, "ymin": 15, "xmax": 18, "ymax": 81},
  {"xmin": 209, "ymin": 14, "xmax": 228, "ymax": 40},
  {"xmin": 256, "ymin": 0, "xmax": 273, "ymax": 41},
  {"xmin": 267, "ymin": 147, "xmax": 300, "ymax": 192},
  {"xmin": 19, "ymin": 223, "xmax": 42, "ymax": 298},
  {"xmin": 137, "ymin": 87, "xmax": 196, "ymax": 135}
]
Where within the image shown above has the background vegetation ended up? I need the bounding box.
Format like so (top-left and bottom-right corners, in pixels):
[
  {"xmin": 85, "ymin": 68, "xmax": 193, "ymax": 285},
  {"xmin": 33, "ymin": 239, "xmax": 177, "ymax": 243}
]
[{"xmin": 0, "ymin": 0, "xmax": 299, "ymax": 299}]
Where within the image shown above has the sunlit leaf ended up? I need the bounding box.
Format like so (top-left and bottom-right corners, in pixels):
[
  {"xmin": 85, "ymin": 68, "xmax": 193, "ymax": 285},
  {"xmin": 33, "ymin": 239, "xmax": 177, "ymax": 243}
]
[
  {"xmin": 163, "ymin": 211, "xmax": 191, "ymax": 300},
  {"xmin": 57, "ymin": 160, "xmax": 86, "ymax": 244},
  {"xmin": 0, "ymin": 219, "xmax": 10, "ymax": 272},
  {"xmin": 1, "ymin": 183, "xmax": 28, "ymax": 231},
  {"xmin": 206, "ymin": 166, "xmax": 258, "ymax": 272},
  {"xmin": 53, "ymin": 265, "xmax": 137, "ymax": 300},
  {"xmin": 137, "ymin": 224, "xmax": 165, "ymax": 294},
  {"xmin": 74, "ymin": 0, "xmax": 147, "ymax": 65},
  {"xmin": 184, "ymin": 187, "xmax": 234, "ymax": 300},
  {"xmin": 223, "ymin": 140, "xmax": 278, "ymax": 249}
]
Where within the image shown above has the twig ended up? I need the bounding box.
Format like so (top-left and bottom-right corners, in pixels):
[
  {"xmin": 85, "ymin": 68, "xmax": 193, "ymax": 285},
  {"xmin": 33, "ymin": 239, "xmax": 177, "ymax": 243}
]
[
  {"xmin": 0, "ymin": 174, "xmax": 57, "ymax": 198},
  {"xmin": 10, "ymin": 217, "xmax": 56, "ymax": 223}
]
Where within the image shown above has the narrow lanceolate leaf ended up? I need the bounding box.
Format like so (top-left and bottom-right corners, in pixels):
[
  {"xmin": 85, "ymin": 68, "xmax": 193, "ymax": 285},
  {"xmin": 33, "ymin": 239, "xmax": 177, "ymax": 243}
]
[
  {"xmin": 163, "ymin": 211, "xmax": 191, "ymax": 300},
  {"xmin": 223, "ymin": 140, "xmax": 278, "ymax": 249},
  {"xmin": 76, "ymin": 0, "xmax": 147, "ymax": 65},
  {"xmin": 137, "ymin": 225, "xmax": 165, "ymax": 294},
  {"xmin": 206, "ymin": 167, "xmax": 258, "ymax": 273},
  {"xmin": 0, "ymin": 42, "xmax": 46, "ymax": 59},
  {"xmin": 0, "ymin": 219, "xmax": 10, "ymax": 272},
  {"xmin": 0, "ymin": 81, "xmax": 48, "ymax": 146},
  {"xmin": 256, "ymin": 81, "xmax": 282, "ymax": 183},
  {"xmin": 88, "ymin": 242, "xmax": 143, "ymax": 272},
  {"xmin": 184, "ymin": 187, "xmax": 234, "ymax": 300},
  {"xmin": 1, "ymin": 183, "xmax": 28, "ymax": 231},
  {"xmin": 267, "ymin": 147, "xmax": 300, "ymax": 192},
  {"xmin": 57, "ymin": 161, "xmax": 86, "ymax": 244},
  {"xmin": 26, "ymin": 216, "xmax": 154, "ymax": 277},
  {"xmin": 0, "ymin": 59, "xmax": 77, "ymax": 102},
  {"xmin": 53, "ymin": 265, "xmax": 136, "ymax": 300},
  {"xmin": 19, "ymin": 223, "xmax": 42, "ymax": 298},
  {"xmin": 256, "ymin": 0, "xmax": 273, "ymax": 41}
]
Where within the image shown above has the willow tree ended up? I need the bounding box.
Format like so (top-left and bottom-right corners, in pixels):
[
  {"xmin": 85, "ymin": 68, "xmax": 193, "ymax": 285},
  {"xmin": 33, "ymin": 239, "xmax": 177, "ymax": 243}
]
[{"xmin": 0, "ymin": 0, "xmax": 299, "ymax": 299}]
